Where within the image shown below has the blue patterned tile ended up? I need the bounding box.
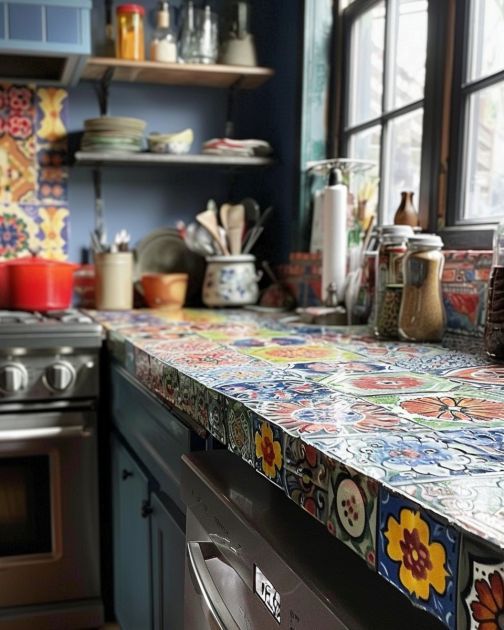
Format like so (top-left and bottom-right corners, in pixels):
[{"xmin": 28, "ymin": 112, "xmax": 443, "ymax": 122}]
[
  {"xmin": 253, "ymin": 415, "xmax": 284, "ymax": 489},
  {"xmin": 378, "ymin": 488, "xmax": 459, "ymax": 628}
]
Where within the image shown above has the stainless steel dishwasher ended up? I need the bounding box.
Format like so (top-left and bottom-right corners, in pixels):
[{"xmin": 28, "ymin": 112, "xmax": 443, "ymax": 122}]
[{"xmin": 182, "ymin": 450, "xmax": 445, "ymax": 630}]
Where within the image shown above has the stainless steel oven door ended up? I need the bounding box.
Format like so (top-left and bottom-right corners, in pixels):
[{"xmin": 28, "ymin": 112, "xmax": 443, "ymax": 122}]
[{"xmin": 0, "ymin": 407, "xmax": 100, "ymax": 607}]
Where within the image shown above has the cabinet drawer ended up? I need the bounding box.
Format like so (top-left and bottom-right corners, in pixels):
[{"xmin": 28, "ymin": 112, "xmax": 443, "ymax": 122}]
[{"xmin": 111, "ymin": 364, "xmax": 192, "ymax": 512}]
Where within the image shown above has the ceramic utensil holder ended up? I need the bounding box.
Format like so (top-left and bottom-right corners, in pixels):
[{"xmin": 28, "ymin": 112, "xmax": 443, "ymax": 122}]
[
  {"xmin": 203, "ymin": 255, "xmax": 261, "ymax": 307},
  {"xmin": 95, "ymin": 252, "xmax": 133, "ymax": 310}
]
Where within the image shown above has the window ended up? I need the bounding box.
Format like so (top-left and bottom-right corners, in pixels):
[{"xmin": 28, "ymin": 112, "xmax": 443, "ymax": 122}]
[
  {"xmin": 341, "ymin": 0, "xmax": 429, "ymax": 224},
  {"xmin": 337, "ymin": 0, "xmax": 504, "ymax": 245},
  {"xmin": 449, "ymin": 0, "xmax": 504, "ymax": 225}
]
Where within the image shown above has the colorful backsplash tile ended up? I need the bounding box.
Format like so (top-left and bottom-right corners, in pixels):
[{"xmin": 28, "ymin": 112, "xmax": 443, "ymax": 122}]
[{"xmin": 0, "ymin": 84, "xmax": 69, "ymax": 260}]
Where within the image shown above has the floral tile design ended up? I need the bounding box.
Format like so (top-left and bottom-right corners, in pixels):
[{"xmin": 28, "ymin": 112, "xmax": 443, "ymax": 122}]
[
  {"xmin": 458, "ymin": 537, "xmax": 504, "ymax": 630},
  {"xmin": 208, "ymin": 388, "xmax": 226, "ymax": 445},
  {"xmin": 378, "ymin": 489, "xmax": 459, "ymax": 628},
  {"xmin": 327, "ymin": 462, "xmax": 378, "ymax": 568},
  {"xmin": 369, "ymin": 390, "xmax": 504, "ymax": 430},
  {"xmin": 253, "ymin": 416, "xmax": 284, "ymax": 489},
  {"xmin": 315, "ymin": 432, "xmax": 504, "ymax": 486},
  {"xmin": 397, "ymin": 475, "xmax": 504, "ymax": 551},
  {"xmin": 0, "ymin": 84, "xmax": 69, "ymax": 261},
  {"xmin": 214, "ymin": 379, "xmax": 341, "ymax": 405},
  {"xmin": 444, "ymin": 364, "xmax": 504, "ymax": 389},
  {"xmin": 195, "ymin": 364, "xmax": 288, "ymax": 387},
  {"xmin": 284, "ymin": 470, "xmax": 329, "ymax": 524},
  {"xmin": 226, "ymin": 400, "xmax": 254, "ymax": 464},
  {"xmin": 321, "ymin": 371, "xmax": 455, "ymax": 396},
  {"xmin": 238, "ymin": 343, "xmax": 363, "ymax": 364},
  {"xmin": 160, "ymin": 363, "xmax": 179, "ymax": 405},
  {"xmin": 284, "ymin": 436, "xmax": 330, "ymax": 490},
  {"xmin": 286, "ymin": 359, "xmax": 401, "ymax": 382}
]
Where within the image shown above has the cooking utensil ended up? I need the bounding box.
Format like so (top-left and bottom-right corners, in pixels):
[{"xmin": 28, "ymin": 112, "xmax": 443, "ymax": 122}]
[
  {"xmin": 196, "ymin": 208, "xmax": 229, "ymax": 255},
  {"xmin": 227, "ymin": 204, "xmax": 245, "ymax": 255},
  {"xmin": 219, "ymin": 203, "xmax": 231, "ymax": 231},
  {"xmin": 241, "ymin": 197, "xmax": 260, "ymax": 227},
  {"xmin": 6, "ymin": 257, "xmax": 77, "ymax": 311},
  {"xmin": 242, "ymin": 226, "xmax": 263, "ymax": 254}
]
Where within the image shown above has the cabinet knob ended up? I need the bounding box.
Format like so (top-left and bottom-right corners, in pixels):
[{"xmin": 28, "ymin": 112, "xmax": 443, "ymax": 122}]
[
  {"xmin": 141, "ymin": 500, "xmax": 153, "ymax": 518},
  {"xmin": 121, "ymin": 469, "xmax": 133, "ymax": 480}
]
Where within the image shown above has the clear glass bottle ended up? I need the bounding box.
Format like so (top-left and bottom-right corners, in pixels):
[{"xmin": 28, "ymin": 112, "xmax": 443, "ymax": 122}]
[
  {"xmin": 179, "ymin": 0, "xmax": 198, "ymax": 63},
  {"xmin": 398, "ymin": 234, "xmax": 445, "ymax": 342},
  {"xmin": 373, "ymin": 224, "xmax": 413, "ymax": 338},
  {"xmin": 484, "ymin": 220, "xmax": 504, "ymax": 360},
  {"xmin": 150, "ymin": 1, "xmax": 177, "ymax": 63}
]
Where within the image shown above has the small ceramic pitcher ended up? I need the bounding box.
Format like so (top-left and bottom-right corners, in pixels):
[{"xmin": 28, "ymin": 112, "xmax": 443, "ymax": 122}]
[{"xmin": 203, "ymin": 255, "xmax": 261, "ymax": 307}]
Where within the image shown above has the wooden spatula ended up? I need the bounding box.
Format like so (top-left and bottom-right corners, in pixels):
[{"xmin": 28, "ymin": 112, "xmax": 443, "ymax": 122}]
[{"xmin": 227, "ymin": 204, "xmax": 245, "ymax": 255}]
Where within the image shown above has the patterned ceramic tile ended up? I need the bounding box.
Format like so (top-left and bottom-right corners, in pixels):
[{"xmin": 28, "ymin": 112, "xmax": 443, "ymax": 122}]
[
  {"xmin": 207, "ymin": 388, "xmax": 226, "ymax": 445},
  {"xmin": 285, "ymin": 359, "xmax": 400, "ymax": 382},
  {"xmin": 443, "ymin": 364, "xmax": 504, "ymax": 389},
  {"xmin": 0, "ymin": 84, "xmax": 69, "ymax": 261},
  {"xmin": 369, "ymin": 390, "xmax": 504, "ymax": 430},
  {"xmin": 458, "ymin": 537, "xmax": 504, "ymax": 630},
  {"xmin": 314, "ymin": 431, "xmax": 504, "ymax": 486},
  {"xmin": 214, "ymin": 379, "xmax": 341, "ymax": 405},
  {"xmin": 321, "ymin": 371, "xmax": 456, "ymax": 396},
  {"xmin": 397, "ymin": 475, "xmax": 504, "ymax": 551},
  {"xmin": 327, "ymin": 462, "xmax": 378, "ymax": 568},
  {"xmin": 378, "ymin": 489, "xmax": 459, "ymax": 628},
  {"xmin": 195, "ymin": 364, "xmax": 288, "ymax": 387},
  {"xmin": 253, "ymin": 416, "xmax": 284, "ymax": 489},
  {"xmin": 226, "ymin": 400, "xmax": 254, "ymax": 464},
  {"xmin": 238, "ymin": 343, "xmax": 363, "ymax": 364},
  {"xmin": 160, "ymin": 363, "xmax": 179, "ymax": 405}
]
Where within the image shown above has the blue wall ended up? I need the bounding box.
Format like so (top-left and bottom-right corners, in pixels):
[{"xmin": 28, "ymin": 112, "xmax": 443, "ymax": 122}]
[{"xmin": 67, "ymin": 0, "xmax": 303, "ymax": 264}]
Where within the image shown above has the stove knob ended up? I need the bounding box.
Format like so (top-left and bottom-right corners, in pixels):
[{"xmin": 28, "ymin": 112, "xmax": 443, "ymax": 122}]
[
  {"xmin": 45, "ymin": 362, "xmax": 75, "ymax": 392},
  {"xmin": 0, "ymin": 364, "xmax": 28, "ymax": 394}
]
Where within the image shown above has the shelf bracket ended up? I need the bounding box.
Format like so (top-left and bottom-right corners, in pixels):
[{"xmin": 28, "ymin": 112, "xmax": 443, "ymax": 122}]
[
  {"xmin": 92, "ymin": 167, "xmax": 106, "ymax": 241},
  {"xmin": 225, "ymin": 77, "xmax": 245, "ymax": 138},
  {"xmin": 95, "ymin": 66, "xmax": 114, "ymax": 116}
]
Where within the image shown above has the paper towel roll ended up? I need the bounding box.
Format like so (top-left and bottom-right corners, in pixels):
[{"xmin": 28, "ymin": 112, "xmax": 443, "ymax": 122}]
[{"xmin": 322, "ymin": 183, "xmax": 347, "ymax": 303}]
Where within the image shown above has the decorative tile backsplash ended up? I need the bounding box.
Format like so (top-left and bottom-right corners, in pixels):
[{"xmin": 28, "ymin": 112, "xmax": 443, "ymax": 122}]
[
  {"xmin": 279, "ymin": 250, "xmax": 494, "ymax": 336},
  {"xmin": 0, "ymin": 84, "xmax": 69, "ymax": 261}
]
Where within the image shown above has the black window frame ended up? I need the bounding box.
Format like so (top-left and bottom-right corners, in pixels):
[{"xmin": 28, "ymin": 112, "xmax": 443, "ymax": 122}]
[
  {"xmin": 333, "ymin": 0, "xmax": 501, "ymax": 249},
  {"xmin": 443, "ymin": 0, "xmax": 504, "ymax": 249}
]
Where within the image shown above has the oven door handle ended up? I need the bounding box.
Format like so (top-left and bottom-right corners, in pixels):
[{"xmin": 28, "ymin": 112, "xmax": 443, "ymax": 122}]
[
  {"xmin": 187, "ymin": 541, "xmax": 240, "ymax": 630},
  {"xmin": 0, "ymin": 425, "xmax": 91, "ymax": 441}
]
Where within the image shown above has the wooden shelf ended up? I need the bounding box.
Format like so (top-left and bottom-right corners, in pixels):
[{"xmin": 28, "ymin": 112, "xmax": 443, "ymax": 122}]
[
  {"xmin": 82, "ymin": 57, "xmax": 274, "ymax": 90},
  {"xmin": 74, "ymin": 151, "xmax": 275, "ymax": 168}
]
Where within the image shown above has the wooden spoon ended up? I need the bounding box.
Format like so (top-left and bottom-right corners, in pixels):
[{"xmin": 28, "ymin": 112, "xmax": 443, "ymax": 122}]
[
  {"xmin": 219, "ymin": 203, "xmax": 231, "ymax": 232},
  {"xmin": 196, "ymin": 209, "xmax": 229, "ymax": 255},
  {"xmin": 227, "ymin": 204, "xmax": 245, "ymax": 255}
]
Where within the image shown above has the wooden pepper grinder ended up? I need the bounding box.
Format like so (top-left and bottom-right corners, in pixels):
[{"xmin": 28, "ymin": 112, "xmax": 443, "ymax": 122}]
[{"xmin": 394, "ymin": 191, "xmax": 418, "ymax": 227}]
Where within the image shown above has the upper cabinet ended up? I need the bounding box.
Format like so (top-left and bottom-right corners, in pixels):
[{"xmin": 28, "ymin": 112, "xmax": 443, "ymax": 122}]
[{"xmin": 0, "ymin": 0, "xmax": 92, "ymax": 85}]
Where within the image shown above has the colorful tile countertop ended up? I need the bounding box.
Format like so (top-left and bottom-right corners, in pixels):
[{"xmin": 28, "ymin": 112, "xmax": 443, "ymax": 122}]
[{"xmin": 90, "ymin": 308, "xmax": 504, "ymax": 630}]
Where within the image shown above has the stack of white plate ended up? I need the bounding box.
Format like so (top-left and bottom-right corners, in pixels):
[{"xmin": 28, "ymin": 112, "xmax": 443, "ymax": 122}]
[{"xmin": 81, "ymin": 116, "xmax": 147, "ymax": 153}]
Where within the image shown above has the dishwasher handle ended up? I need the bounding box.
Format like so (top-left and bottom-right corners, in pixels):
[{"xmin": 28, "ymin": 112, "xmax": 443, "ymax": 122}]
[{"xmin": 187, "ymin": 541, "xmax": 241, "ymax": 630}]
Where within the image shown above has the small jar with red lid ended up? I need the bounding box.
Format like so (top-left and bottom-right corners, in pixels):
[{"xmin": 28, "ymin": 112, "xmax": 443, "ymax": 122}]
[{"xmin": 116, "ymin": 4, "xmax": 145, "ymax": 61}]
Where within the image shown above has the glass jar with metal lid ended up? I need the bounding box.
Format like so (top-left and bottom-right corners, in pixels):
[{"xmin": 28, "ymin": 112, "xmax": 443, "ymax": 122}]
[
  {"xmin": 398, "ymin": 234, "xmax": 445, "ymax": 342},
  {"xmin": 116, "ymin": 4, "xmax": 145, "ymax": 61},
  {"xmin": 373, "ymin": 224, "xmax": 414, "ymax": 338}
]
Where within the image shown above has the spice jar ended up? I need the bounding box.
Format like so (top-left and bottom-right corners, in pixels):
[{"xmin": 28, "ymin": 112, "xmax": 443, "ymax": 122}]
[
  {"xmin": 373, "ymin": 225, "xmax": 413, "ymax": 338},
  {"xmin": 398, "ymin": 234, "xmax": 445, "ymax": 342},
  {"xmin": 484, "ymin": 220, "xmax": 504, "ymax": 360},
  {"xmin": 116, "ymin": 4, "xmax": 145, "ymax": 61}
]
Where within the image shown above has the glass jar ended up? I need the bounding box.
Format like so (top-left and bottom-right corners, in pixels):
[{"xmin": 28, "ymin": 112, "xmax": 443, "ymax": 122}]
[
  {"xmin": 116, "ymin": 4, "xmax": 145, "ymax": 61},
  {"xmin": 398, "ymin": 234, "xmax": 445, "ymax": 342},
  {"xmin": 484, "ymin": 220, "xmax": 504, "ymax": 360},
  {"xmin": 373, "ymin": 225, "xmax": 413, "ymax": 338},
  {"xmin": 150, "ymin": 1, "xmax": 177, "ymax": 63}
]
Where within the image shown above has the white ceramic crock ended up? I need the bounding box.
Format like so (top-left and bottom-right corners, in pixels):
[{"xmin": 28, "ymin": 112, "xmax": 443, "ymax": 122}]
[{"xmin": 203, "ymin": 255, "xmax": 261, "ymax": 307}]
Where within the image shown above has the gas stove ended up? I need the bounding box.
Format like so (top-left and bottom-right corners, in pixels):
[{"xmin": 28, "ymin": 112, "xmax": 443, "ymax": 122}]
[
  {"xmin": 0, "ymin": 310, "xmax": 102, "ymax": 401},
  {"xmin": 0, "ymin": 310, "xmax": 102, "ymax": 346}
]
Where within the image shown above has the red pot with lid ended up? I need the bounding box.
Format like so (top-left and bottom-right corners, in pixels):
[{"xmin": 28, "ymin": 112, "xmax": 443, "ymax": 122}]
[{"xmin": 1, "ymin": 257, "xmax": 78, "ymax": 310}]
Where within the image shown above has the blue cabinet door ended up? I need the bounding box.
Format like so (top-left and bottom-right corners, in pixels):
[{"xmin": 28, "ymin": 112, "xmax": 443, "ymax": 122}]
[
  {"xmin": 150, "ymin": 493, "xmax": 185, "ymax": 630},
  {"xmin": 111, "ymin": 436, "xmax": 152, "ymax": 630}
]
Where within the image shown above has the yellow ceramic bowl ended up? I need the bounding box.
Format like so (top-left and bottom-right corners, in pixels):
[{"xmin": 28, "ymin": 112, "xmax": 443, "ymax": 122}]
[{"xmin": 141, "ymin": 273, "xmax": 188, "ymax": 309}]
